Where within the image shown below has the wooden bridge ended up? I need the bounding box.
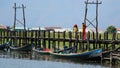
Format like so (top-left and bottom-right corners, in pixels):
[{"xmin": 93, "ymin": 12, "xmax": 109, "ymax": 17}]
[
  {"xmin": 0, "ymin": 29, "xmax": 120, "ymax": 64},
  {"xmin": 0, "ymin": 29, "xmax": 120, "ymax": 50}
]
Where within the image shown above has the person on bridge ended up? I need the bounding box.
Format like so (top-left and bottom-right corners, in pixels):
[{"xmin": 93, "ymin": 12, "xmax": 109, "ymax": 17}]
[
  {"xmin": 73, "ymin": 24, "xmax": 78, "ymax": 39},
  {"xmin": 82, "ymin": 23, "xmax": 86, "ymax": 40}
]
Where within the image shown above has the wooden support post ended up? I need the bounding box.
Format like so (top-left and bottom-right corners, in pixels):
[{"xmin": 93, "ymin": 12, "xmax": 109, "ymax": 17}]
[
  {"xmin": 1, "ymin": 31, "xmax": 3, "ymax": 43},
  {"xmin": 69, "ymin": 31, "xmax": 72, "ymax": 48},
  {"xmin": 38, "ymin": 28, "xmax": 41, "ymax": 48},
  {"xmin": 24, "ymin": 30, "xmax": 27, "ymax": 45},
  {"xmin": 5, "ymin": 30, "xmax": 6, "ymax": 42},
  {"xmin": 79, "ymin": 32, "xmax": 82, "ymax": 50},
  {"xmin": 99, "ymin": 34, "xmax": 101, "ymax": 48},
  {"xmin": 58, "ymin": 31, "xmax": 60, "ymax": 49},
  {"xmin": 110, "ymin": 52, "xmax": 113, "ymax": 67},
  {"xmin": 106, "ymin": 32, "xmax": 108, "ymax": 50},
  {"xmin": 0, "ymin": 31, "xmax": 2, "ymax": 44},
  {"xmin": 52, "ymin": 30, "xmax": 56, "ymax": 49},
  {"xmin": 13, "ymin": 31, "xmax": 17, "ymax": 46},
  {"xmin": 10, "ymin": 31, "xmax": 13, "ymax": 46},
  {"xmin": 41, "ymin": 30, "xmax": 44, "ymax": 48},
  {"xmin": 3, "ymin": 30, "xmax": 5, "ymax": 43},
  {"xmin": 17, "ymin": 31, "xmax": 19, "ymax": 45},
  {"xmin": 103, "ymin": 32, "xmax": 106, "ymax": 51},
  {"xmin": 31, "ymin": 30, "xmax": 33, "ymax": 45},
  {"xmin": 2, "ymin": 30, "xmax": 3, "ymax": 44},
  {"xmin": 48, "ymin": 30, "xmax": 51, "ymax": 49},
  {"xmin": 112, "ymin": 33, "xmax": 116, "ymax": 50},
  {"xmin": 63, "ymin": 31, "xmax": 65, "ymax": 48},
  {"xmin": 87, "ymin": 31, "xmax": 90, "ymax": 51},
  {"xmin": 93, "ymin": 32, "xmax": 95, "ymax": 49},
  {"xmin": 6, "ymin": 30, "xmax": 9, "ymax": 42},
  {"xmin": 26, "ymin": 30, "xmax": 28, "ymax": 44},
  {"xmin": 18, "ymin": 31, "xmax": 20, "ymax": 45},
  {"xmin": 43, "ymin": 30, "xmax": 46, "ymax": 48},
  {"xmin": 75, "ymin": 35, "xmax": 79, "ymax": 53},
  {"xmin": 81, "ymin": 31, "xmax": 84, "ymax": 52},
  {"xmin": 35, "ymin": 30, "xmax": 37, "ymax": 48},
  {"xmin": 20, "ymin": 30, "xmax": 22, "ymax": 45},
  {"xmin": 2, "ymin": 31, "xmax": 3, "ymax": 43},
  {"xmin": 101, "ymin": 51, "xmax": 103, "ymax": 65}
]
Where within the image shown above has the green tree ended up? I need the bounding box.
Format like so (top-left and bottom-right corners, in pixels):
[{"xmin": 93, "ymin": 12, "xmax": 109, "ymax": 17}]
[{"xmin": 106, "ymin": 25, "xmax": 116, "ymax": 33}]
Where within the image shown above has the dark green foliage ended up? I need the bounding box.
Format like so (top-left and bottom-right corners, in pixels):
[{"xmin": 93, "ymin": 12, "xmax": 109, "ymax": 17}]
[{"xmin": 106, "ymin": 25, "xmax": 116, "ymax": 33}]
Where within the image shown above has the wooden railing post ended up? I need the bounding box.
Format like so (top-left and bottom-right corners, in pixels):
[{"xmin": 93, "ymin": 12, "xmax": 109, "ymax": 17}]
[
  {"xmin": 48, "ymin": 30, "xmax": 51, "ymax": 49},
  {"xmin": 93, "ymin": 32, "xmax": 95, "ymax": 49},
  {"xmin": 58, "ymin": 31, "xmax": 60, "ymax": 49},
  {"xmin": 99, "ymin": 34, "xmax": 101, "ymax": 48},
  {"xmin": 87, "ymin": 31, "xmax": 90, "ymax": 51},
  {"xmin": 63, "ymin": 31, "xmax": 66, "ymax": 48},
  {"xmin": 38, "ymin": 28, "xmax": 41, "ymax": 48},
  {"xmin": 52, "ymin": 30, "xmax": 56, "ymax": 49},
  {"xmin": 69, "ymin": 31, "xmax": 72, "ymax": 48}
]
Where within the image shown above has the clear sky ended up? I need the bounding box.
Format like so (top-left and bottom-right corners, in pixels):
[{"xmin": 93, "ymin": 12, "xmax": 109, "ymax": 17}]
[{"xmin": 0, "ymin": 0, "xmax": 120, "ymax": 30}]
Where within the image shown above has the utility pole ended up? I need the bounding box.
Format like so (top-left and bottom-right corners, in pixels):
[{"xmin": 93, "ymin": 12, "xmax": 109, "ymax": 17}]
[
  {"xmin": 13, "ymin": 3, "xmax": 16, "ymax": 31},
  {"xmin": 84, "ymin": 0, "xmax": 102, "ymax": 48},
  {"xmin": 13, "ymin": 3, "xmax": 26, "ymax": 31},
  {"xmin": 22, "ymin": 4, "xmax": 26, "ymax": 31}
]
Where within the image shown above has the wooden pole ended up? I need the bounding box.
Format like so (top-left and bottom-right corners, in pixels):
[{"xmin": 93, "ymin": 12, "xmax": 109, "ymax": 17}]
[
  {"xmin": 58, "ymin": 31, "xmax": 60, "ymax": 49},
  {"xmin": 38, "ymin": 28, "xmax": 41, "ymax": 48},
  {"xmin": 93, "ymin": 32, "xmax": 95, "ymax": 49},
  {"xmin": 79, "ymin": 32, "xmax": 82, "ymax": 51},
  {"xmin": 99, "ymin": 34, "xmax": 101, "ymax": 48},
  {"xmin": 13, "ymin": 3, "xmax": 16, "ymax": 31},
  {"xmin": 96, "ymin": 0, "xmax": 99, "ymax": 47},
  {"xmin": 22, "ymin": 4, "xmax": 26, "ymax": 31},
  {"xmin": 43, "ymin": 30, "xmax": 46, "ymax": 48},
  {"xmin": 63, "ymin": 31, "xmax": 65, "ymax": 48},
  {"xmin": 52, "ymin": 30, "xmax": 56, "ymax": 49},
  {"xmin": 84, "ymin": 0, "xmax": 88, "ymax": 25},
  {"xmin": 106, "ymin": 32, "xmax": 108, "ymax": 50},
  {"xmin": 48, "ymin": 30, "xmax": 51, "ymax": 49},
  {"xmin": 87, "ymin": 31, "xmax": 90, "ymax": 51},
  {"xmin": 112, "ymin": 33, "xmax": 116, "ymax": 50},
  {"xmin": 69, "ymin": 31, "xmax": 72, "ymax": 48}
]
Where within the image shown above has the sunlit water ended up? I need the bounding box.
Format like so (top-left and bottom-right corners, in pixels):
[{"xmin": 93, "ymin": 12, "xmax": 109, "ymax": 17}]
[{"xmin": 0, "ymin": 50, "xmax": 112, "ymax": 68}]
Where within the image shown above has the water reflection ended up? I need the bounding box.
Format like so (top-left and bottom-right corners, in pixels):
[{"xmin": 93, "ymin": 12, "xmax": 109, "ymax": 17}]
[
  {"xmin": 0, "ymin": 50, "xmax": 31, "ymax": 59},
  {"xmin": 0, "ymin": 50, "xmax": 112, "ymax": 68}
]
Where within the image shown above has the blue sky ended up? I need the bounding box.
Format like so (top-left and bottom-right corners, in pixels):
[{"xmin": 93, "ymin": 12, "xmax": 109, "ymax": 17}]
[{"xmin": 0, "ymin": 0, "xmax": 120, "ymax": 30}]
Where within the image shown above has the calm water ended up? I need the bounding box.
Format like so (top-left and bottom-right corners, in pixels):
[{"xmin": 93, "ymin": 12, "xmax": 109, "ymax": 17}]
[{"xmin": 0, "ymin": 50, "xmax": 114, "ymax": 68}]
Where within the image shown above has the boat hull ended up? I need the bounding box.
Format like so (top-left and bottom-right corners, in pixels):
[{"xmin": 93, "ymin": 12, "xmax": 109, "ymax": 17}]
[
  {"xmin": 10, "ymin": 44, "xmax": 34, "ymax": 51},
  {"xmin": 33, "ymin": 48, "xmax": 51, "ymax": 55},
  {"xmin": 50, "ymin": 49, "xmax": 102, "ymax": 60}
]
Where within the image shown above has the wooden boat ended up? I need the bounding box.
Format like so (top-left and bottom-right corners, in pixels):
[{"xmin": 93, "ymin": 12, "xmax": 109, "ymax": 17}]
[
  {"xmin": 0, "ymin": 42, "xmax": 10, "ymax": 50},
  {"xmin": 9, "ymin": 44, "xmax": 34, "ymax": 51},
  {"xmin": 33, "ymin": 48, "xmax": 51, "ymax": 54},
  {"xmin": 50, "ymin": 49, "xmax": 102, "ymax": 60}
]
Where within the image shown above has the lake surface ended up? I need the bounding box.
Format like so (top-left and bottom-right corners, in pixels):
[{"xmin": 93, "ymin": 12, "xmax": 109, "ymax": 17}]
[{"xmin": 0, "ymin": 50, "xmax": 114, "ymax": 68}]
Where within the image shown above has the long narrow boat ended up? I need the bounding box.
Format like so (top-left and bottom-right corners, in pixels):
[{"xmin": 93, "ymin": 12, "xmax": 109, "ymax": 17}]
[
  {"xmin": 50, "ymin": 49, "xmax": 102, "ymax": 60},
  {"xmin": 33, "ymin": 48, "xmax": 51, "ymax": 55},
  {"xmin": 9, "ymin": 44, "xmax": 34, "ymax": 51},
  {"xmin": 0, "ymin": 42, "xmax": 10, "ymax": 50}
]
